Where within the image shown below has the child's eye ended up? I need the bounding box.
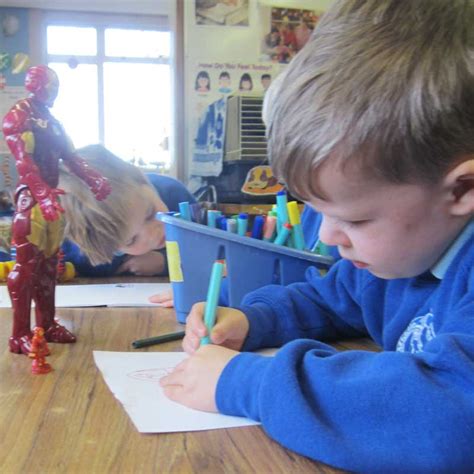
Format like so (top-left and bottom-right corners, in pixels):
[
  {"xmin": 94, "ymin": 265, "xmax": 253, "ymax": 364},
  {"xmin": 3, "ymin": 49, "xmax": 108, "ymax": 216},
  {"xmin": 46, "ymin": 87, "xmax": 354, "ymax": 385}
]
[
  {"xmin": 346, "ymin": 219, "xmax": 370, "ymax": 227},
  {"xmin": 125, "ymin": 235, "xmax": 137, "ymax": 247}
]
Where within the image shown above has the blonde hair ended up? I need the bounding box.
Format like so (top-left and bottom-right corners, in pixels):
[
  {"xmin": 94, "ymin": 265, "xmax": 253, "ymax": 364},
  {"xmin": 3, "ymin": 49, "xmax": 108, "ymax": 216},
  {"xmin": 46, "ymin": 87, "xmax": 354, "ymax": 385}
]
[
  {"xmin": 59, "ymin": 145, "xmax": 154, "ymax": 265},
  {"xmin": 267, "ymin": 0, "xmax": 474, "ymax": 200}
]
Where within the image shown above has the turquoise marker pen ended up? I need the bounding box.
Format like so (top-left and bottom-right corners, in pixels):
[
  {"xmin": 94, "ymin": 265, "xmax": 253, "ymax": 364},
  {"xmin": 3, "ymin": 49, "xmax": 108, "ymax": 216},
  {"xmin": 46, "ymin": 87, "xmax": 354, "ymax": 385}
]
[
  {"xmin": 207, "ymin": 210, "xmax": 220, "ymax": 228},
  {"xmin": 237, "ymin": 213, "xmax": 248, "ymax": 236},
  {"xmin": 276, "ymin": 191, "xmax": 289, "ymax": 234},
  {"xmin": 178, "ymin": 201, "xmax": 191, "ymax": 221},
  {"xmin": 274, "ymin": 223, "xmax": 292, "ymax": 246},
  {"xmin": 201, "ymin": 261, "xmax": 225, "ymax": 346},
  {"xmin": 311, "ymin": 239, "xmax": 331, "ymax": 256}
]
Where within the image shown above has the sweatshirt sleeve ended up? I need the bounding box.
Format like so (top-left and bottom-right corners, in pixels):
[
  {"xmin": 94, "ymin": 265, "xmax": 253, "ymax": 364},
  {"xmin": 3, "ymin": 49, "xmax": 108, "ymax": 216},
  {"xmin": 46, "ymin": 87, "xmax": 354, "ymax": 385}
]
[
  {"xmin": 238, "ymin": 260, "xmax": 370, "ymax": 351},
  {"xmin": 216, "ymin": 305, "xmax": 474, "ymax": 473}
]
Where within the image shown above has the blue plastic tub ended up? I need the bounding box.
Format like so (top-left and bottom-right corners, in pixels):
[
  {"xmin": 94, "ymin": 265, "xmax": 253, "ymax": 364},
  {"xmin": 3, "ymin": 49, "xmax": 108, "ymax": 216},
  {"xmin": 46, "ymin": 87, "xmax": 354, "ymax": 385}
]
[{"xmin": 158, "ymin": 213, "xmax": 334, "ymax": 323}]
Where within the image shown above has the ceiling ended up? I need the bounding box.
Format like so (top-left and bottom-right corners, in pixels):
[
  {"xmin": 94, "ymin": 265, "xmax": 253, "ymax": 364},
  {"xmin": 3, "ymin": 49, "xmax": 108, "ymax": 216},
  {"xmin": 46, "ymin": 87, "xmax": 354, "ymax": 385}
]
[{"xmin": 0, "ymin": 0, "xmax": 171, "ymax": 15}]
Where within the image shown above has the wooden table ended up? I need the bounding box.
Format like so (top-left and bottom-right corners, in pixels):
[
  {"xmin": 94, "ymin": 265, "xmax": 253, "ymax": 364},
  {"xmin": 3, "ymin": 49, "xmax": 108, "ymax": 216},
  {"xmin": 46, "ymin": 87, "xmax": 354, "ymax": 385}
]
[{"xmin": 0, "ymin": 278, "xmax": 379, "ymax": 474}]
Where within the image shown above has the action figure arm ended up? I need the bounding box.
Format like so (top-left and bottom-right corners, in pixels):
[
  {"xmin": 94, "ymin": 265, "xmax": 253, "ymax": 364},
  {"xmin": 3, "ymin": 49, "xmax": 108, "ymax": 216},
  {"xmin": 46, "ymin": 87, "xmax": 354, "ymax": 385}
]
[
  {"xmin": 61, "ymin": 138, "xmax": 111, "ymax": 201},
  {"xmin": 3, "ymin": 104, "xmax": 64, "ymax": 221}
]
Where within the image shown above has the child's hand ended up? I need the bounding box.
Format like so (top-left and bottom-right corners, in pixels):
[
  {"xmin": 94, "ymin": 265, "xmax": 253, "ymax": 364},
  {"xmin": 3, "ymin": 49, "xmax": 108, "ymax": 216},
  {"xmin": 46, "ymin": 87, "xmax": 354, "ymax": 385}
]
[
  {"xmin": 116, "ymin": 251, "xmax": 165, "ymax": 276},
  {"xmin": 148, "ymin": 288, "xmax": 174, "ymax": 307},
  {"xmin": 160, "ymin": 345, "xmax": 239, "ymax": 412},
  {"xmin": 183, "ymin": 303, "xmax": 249, "ymax": 354}
]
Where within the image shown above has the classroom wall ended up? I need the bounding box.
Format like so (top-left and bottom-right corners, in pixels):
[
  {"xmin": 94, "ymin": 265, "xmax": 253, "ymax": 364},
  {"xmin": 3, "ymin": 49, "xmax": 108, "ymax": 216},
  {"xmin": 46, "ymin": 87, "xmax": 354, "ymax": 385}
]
[
  {"xmin": 0, "ymin": 7, "xmax": 31, "ymax": 195},
  {"xmin": 182, "ymin": 0, "xmax": 334, "ymax": 187}
]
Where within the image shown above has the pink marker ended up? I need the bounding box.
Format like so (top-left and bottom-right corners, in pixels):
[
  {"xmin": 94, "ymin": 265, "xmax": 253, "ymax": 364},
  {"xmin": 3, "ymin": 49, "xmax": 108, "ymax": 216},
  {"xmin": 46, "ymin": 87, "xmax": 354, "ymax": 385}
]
[{"xmin": 263, "ymin": 215, "xmax": 277, "ymax": 242}]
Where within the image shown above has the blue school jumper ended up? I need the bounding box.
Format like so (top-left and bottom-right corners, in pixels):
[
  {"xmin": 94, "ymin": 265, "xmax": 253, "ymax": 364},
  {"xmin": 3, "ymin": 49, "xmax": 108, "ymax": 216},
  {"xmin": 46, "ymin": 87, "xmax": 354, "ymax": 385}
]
[
  {"xmin": 62, "ymin": 174, "xmax": 196, "ymax": 276},
  {"xmin": 216, "ymin": 220, "xmax": 474, "ymax": 473}
]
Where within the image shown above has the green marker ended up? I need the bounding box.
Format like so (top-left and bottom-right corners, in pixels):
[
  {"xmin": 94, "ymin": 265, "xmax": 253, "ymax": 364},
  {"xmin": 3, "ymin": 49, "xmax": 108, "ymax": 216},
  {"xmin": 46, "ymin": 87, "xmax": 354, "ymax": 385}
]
[{"xmin": 132, "ymin": 330, "xmax": 185, "ymax": 349}]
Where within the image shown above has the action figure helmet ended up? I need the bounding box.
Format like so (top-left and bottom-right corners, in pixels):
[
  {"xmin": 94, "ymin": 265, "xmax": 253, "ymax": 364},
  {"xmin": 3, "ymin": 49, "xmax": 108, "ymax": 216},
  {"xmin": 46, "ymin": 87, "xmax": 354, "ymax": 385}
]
[{"xmin": 25, "ymin": 65, "xmax": 59, "ymax": 106}]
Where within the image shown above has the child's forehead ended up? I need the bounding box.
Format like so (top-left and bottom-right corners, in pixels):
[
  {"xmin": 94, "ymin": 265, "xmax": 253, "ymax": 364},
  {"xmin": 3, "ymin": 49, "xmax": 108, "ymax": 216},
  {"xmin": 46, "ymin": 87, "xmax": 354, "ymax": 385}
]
[
  {"xmin": 130, "ymin": 185, "xmax": 160, "ymax": 207},
  {"xmin": 308, "ymin": 158, "xmax": 377, "ymax": 201}
]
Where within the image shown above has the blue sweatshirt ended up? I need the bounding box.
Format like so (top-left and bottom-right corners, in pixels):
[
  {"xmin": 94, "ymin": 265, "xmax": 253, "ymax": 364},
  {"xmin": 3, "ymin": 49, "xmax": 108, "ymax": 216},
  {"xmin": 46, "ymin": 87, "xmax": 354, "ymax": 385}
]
[
  {"xmin": 216, "ymin": 222, "xmax": 474, "ymax": 473},
  {"xmin": 62, "ymin": 174, "xmax": 196, "ymax": 276}
]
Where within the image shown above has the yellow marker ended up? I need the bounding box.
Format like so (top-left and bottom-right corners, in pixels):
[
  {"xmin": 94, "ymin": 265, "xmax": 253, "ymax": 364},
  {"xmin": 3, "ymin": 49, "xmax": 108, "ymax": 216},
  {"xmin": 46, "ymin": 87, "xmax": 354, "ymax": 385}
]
[
  {"xmin": 166, "ymin": 241, "xmax": 184, "ymax": 282},
  {"xmin": 286, "ymin": 201, "xmax": 306, "ymax": 250}
]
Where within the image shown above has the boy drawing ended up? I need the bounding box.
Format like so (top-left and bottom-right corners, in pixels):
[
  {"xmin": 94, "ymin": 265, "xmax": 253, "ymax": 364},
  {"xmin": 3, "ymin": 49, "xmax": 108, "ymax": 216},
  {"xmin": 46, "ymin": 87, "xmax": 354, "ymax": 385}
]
[
  {"xmin": 160, "ymin": 0, "xmax": 474, "ymax": 471},
  {"xmin": 59, "ymin": 145, "xmax": 196, "ymax": 276}
]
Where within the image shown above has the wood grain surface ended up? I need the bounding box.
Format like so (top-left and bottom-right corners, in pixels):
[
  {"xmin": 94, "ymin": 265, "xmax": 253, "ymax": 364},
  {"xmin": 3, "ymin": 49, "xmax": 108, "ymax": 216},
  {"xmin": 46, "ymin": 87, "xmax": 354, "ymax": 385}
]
[{"xmin": 0, "ymin": 278, "xmax": 378, "ymax": 474}]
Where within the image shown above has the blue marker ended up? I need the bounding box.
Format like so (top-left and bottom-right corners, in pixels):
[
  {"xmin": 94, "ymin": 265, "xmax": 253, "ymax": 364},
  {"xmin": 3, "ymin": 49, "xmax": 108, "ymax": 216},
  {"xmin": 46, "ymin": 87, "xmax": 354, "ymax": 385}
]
[
  {"xmin": 178, "ymin": 201, "xmax": 191, "ymax": 221},
  {"xmin": 201, "ymin": 260, "xmax": 225, "ymax": 346},
  {"xmin": 251, "ymin": 215, "xmax": 265, "ymax": 239},
  {"xmin": 216, "ymin": 216, "xmax": 227, "ymax": 231},
  {"xmin": 237, "ymin": 213, "xmax": 248, "ymax": 236}
]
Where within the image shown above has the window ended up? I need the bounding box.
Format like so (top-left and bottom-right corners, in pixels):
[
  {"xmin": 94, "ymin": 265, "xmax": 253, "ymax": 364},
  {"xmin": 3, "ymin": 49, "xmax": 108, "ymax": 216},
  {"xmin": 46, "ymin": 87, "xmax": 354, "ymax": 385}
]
[{"xmin": 45, "ymin": 16, "xmax": 171, "ymax": 171}]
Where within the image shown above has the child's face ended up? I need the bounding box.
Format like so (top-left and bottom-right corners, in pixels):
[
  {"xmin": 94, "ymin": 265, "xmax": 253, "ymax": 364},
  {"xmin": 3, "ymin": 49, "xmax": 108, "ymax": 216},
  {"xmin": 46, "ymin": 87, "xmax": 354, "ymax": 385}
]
[
  {"xmin": 241, "ymin": 80, "xmax": 252, "ymax": 91},
  {"xmin": 119, "ymin": 186, "xmax": 168, "ymax": 256},
  {"xmin": 219, "ymin": 77, "xmax": 230, "ymax": 88},
  {"xmin": 261, "ymin": 78, "xmax": 271, "ymax": 89},
  {"xmin": 198, "ymin": 76, "xmax": 209, "ymax": 88},
  {"xmin": 306, "ymin": 160, "xmax": 466, "ymax": 279}
]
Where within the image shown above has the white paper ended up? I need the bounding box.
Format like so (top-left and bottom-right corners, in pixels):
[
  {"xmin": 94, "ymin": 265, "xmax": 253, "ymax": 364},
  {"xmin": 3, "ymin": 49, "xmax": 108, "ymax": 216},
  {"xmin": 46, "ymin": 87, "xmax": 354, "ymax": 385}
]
[
  {"xmin": 0, "ymin": 283, "xmax": 170, "ymax": 308},
  {"xmin": 93, "ymin": 351, "xmax": 260, "ymax": 433}
]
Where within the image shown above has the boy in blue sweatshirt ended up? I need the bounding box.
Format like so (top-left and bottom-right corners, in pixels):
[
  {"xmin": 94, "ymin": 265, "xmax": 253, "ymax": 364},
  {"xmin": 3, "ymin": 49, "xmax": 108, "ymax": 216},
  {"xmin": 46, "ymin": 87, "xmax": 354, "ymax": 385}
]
[
  {"xmin": 59, "ymin": 144, "xmax": 196, "ymax": 276},
  {"xmin": 160, "ymin": 0, "xmax": 474, "ymax": 472}
]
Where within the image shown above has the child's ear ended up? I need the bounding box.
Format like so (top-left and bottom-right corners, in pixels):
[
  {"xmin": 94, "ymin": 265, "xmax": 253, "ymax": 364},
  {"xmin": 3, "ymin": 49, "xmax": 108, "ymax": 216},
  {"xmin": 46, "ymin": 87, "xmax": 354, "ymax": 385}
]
[{"xmin": 444, "ymin": 158, "xmax": 474, "ymax": 216}]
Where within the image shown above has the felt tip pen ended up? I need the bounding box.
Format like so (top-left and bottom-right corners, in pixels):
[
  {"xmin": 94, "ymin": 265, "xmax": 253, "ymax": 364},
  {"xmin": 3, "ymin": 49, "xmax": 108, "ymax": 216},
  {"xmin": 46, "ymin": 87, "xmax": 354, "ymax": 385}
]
[
  {"xmin": 251, "ymin": 215, "xmax": 265, "ymax": 239},
  {"xmin": 237, "ymin": 213, "xmax": 248, "ymax": 236},
  {"xmin": 276, "ymin": 191, "xmax": 289, "ymax": 233},
  {"xmin": 132, "ymin": 330, "xmax": 185, "ymax": 349},
  {"xmin": 226, "ymin": 218, "xmax": 237, "ymax": 233},
  {"xmin": 287, "ymin": 201, "xmax": 306, "ymax": 250},
  {"xmin": 216, "ymin": 215, "xmax": 227, "ymax": 231},
  {"xmin": 274, "ymin": 223, "xmax": 292, "ymax": 246},
  {"xmin": 263, "ymin": 215, "xmax": 277, "ymax": 241},
  {"xmin": 178, "ymin": 201, "xmax": 191, "ymax": 221},
  {"xmin": 201, "ymin": 260, "xmax": 225, "ymax": 346},
  {"xmin": 207, "ymin": 210, "xmax": 220, "ymax": 228},
  {"xmin": 311, "ymin": 239, "xmax": 331, "ymax": 256}
]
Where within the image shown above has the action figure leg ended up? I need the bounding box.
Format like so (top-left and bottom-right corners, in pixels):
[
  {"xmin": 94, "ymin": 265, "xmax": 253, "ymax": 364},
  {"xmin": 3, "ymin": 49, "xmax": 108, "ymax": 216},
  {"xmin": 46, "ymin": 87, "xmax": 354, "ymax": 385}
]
[
  {"xmin": 34, "ymin": 254, "xmax": 76, "ymax": 344},
  {"xmin": 8, "ymin": 194, "xmax": 40, "ymax": 355}
]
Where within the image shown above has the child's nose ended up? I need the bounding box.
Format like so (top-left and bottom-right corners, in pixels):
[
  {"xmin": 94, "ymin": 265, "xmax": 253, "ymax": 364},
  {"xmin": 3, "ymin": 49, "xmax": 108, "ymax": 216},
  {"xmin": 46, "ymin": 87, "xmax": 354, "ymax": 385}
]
[{"xmin": 319, "ymin": 216, "xmax": 351, "ymax": 248}]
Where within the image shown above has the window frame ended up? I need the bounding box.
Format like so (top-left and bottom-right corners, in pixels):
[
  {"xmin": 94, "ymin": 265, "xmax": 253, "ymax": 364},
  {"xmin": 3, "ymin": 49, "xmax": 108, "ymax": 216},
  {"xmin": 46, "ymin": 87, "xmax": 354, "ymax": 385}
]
[{"xmin": 40, "ymin": 10, "xmax": 171, "ymax": 169}]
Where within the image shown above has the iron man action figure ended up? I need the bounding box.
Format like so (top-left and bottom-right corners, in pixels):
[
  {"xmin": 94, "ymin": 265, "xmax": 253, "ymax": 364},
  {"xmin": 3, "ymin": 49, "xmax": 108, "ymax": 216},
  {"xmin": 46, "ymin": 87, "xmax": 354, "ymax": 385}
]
[{"xmin": 2, "ymin": 65, "xmax": 111, "ymax": 355}]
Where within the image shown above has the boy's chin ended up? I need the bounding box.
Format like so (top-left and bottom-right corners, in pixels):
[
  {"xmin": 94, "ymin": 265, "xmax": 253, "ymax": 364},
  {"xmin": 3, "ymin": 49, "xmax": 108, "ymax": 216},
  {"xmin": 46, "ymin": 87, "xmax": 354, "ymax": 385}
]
[{"xmin": 367, "ymin": 267, "xmax": 426, "ymax": 280}]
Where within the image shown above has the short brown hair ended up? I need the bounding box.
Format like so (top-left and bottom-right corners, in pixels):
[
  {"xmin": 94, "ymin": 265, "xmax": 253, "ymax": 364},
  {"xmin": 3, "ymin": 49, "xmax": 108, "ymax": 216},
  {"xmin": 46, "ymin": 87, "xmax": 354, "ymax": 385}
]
[{"xmin": 267, "ymin": 0, "xmax": 474, "ymax": 200}]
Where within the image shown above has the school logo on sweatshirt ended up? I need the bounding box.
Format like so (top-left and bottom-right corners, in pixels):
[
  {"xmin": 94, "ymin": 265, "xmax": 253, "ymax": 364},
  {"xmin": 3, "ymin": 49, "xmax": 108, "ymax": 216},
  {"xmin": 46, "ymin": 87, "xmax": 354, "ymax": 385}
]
[{"xmin": 396, "ymin": 311, "xmax": 436, "ymax": 353}]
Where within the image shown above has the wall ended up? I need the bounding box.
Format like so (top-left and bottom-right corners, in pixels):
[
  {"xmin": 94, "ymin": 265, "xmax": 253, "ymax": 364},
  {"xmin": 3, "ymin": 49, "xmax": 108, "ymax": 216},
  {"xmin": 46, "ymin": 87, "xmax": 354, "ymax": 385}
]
[
  {"xmin": 0, "ymin": 7, "xmax": 31, "ymax": 197},
  {"xmin": 182, "ymin": 0, "xmax": 334, "ymax": 187}
]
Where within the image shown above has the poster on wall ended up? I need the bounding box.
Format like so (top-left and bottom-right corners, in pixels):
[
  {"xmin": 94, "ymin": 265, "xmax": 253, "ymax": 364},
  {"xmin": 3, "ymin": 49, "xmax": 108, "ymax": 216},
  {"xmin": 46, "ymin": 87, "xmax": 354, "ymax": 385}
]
[
  {"xmin": 0, "ymin": 7, "xmax": 30, "ymax": 156},
  {"xmin": 195, "ymin": 0, "xmax": 249, "ymax": 27},
  {"xmin": 189, "ymin": 60, "xmax": 282, "ymax": 178},
  {"xmin": 260, "ymin": 6, "xmax": 321, "ymax": 63}
]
